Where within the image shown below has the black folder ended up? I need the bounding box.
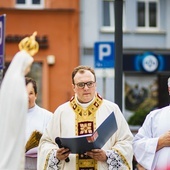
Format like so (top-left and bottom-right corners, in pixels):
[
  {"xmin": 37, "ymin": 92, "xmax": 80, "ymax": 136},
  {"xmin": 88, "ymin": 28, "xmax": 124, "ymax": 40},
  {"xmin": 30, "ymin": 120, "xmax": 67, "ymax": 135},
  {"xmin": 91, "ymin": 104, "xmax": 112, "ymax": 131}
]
[{"xmin": 55, "ymin": 112, "xmax": 117, "ymax": 154}]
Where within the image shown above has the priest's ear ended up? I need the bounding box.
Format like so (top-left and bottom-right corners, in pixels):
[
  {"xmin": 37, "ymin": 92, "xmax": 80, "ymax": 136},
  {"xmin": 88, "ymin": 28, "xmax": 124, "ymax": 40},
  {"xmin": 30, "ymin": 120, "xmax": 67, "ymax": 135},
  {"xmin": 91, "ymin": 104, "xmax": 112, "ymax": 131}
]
[{"xmin": 72, "ymin": 83, "xmax": 76, "ymax": 93}]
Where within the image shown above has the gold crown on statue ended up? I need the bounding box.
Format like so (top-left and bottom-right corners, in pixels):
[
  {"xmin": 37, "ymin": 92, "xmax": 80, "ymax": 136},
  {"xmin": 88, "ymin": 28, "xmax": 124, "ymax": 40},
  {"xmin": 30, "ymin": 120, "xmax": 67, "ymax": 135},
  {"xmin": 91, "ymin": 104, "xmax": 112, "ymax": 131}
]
[{"xmin": 18, "ymin": 31, "xmax": 39, "ymax": 56}]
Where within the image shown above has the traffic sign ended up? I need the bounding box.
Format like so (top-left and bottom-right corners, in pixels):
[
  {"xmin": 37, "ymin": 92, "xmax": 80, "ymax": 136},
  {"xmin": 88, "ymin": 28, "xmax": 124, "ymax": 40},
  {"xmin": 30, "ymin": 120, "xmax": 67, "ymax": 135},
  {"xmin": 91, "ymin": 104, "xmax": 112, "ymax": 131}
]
[
  {"xmin": 0, "ymin": 14, "xmax": 6, "ymax": 70},
  {"xmin": 94, "ymin": 42, "xmax": 114, "ymax": 68}
]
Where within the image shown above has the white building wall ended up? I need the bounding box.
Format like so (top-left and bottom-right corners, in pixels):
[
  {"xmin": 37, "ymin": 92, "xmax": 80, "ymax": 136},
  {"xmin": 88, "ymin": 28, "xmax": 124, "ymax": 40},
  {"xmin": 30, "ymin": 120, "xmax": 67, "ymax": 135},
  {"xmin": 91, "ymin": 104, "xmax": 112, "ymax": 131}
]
[{"xmin": 80, "ymin": 0, "xmax": 170, "ymax": 112}]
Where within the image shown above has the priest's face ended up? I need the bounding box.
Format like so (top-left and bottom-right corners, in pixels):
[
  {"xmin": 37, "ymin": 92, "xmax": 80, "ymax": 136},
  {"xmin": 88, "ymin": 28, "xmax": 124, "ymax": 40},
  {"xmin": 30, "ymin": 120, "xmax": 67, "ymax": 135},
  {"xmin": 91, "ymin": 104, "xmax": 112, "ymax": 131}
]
[
  {"xmin": 72, "ymin": 70, "xmax": 96, "ymax": 103},
  {"xmin": 26, "ymin": 82, "xmax": 37, "ymax": 109}
]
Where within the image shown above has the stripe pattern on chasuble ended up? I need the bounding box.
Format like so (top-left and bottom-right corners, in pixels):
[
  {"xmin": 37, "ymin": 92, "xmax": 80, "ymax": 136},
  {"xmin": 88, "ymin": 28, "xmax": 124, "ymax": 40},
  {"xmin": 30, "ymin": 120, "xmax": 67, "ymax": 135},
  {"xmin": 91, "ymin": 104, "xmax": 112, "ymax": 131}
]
[{"xmin": 70, "ymin": 94, "xmax": 103, "ymax": 170}]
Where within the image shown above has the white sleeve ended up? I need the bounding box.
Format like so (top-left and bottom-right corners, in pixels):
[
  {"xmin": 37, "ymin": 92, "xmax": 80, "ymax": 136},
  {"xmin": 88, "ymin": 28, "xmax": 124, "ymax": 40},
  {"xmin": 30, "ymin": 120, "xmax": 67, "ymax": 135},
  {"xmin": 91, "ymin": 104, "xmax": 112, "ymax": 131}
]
[
  {"xmin": 106, "ymin": 150, "xmax": 129, "ymax": 169},
  {"xmin": 133, "ymin": 113, "xmax": 158, "ymax": 170},
  {"xmin": 47, "ymin": 150, "xmax": 60, "ymax": 170}
]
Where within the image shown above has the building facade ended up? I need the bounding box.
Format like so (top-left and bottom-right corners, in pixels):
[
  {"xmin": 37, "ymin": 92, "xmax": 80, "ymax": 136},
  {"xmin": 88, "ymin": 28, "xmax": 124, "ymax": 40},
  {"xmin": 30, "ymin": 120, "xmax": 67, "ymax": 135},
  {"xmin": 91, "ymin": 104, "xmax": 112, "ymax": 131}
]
[
  {"xmin": 0, "ymin": 0, "xmax": 80, "ymax": 112},
  {"xmin": 80, "ymin": 0, "xmax": 170, "ymax": 126},
  {"xmin": 1, "ymin": 0, "xmax": 170, "ymax": 125}
]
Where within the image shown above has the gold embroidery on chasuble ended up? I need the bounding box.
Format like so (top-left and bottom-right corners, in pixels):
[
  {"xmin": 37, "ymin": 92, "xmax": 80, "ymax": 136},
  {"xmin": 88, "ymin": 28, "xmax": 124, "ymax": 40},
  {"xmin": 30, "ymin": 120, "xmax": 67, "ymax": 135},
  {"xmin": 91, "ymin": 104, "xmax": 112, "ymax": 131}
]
[{"xmin": 70, "ymin": 94, "xmax": 103, "ymax": 170}]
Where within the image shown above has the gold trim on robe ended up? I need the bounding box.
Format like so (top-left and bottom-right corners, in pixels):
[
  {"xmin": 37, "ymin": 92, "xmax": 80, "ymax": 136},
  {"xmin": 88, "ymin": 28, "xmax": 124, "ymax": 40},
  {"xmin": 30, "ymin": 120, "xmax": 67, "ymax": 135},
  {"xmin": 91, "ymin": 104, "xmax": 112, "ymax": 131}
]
[
  {"xmin": 70, "ymin": 94, "xmax": 103, "ymax": 170},
  {"xmin": 114, "ymin": 149, "xmax": 131, "ymax": 170}
]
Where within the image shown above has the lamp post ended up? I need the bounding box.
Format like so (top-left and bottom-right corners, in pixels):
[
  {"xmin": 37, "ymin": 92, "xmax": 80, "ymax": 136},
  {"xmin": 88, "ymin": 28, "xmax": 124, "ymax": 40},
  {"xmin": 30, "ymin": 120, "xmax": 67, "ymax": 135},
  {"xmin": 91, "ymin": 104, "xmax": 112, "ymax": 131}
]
[{"xmin": 114, "ymin": 0, "xmax": 123, "ymax": 111}]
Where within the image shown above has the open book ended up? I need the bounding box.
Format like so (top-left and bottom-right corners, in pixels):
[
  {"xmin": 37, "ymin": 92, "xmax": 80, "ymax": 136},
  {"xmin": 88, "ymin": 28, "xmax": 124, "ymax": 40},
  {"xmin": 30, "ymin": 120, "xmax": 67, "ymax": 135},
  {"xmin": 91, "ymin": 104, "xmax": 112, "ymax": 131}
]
[{"xmin": 55, "ymin": 112, "xmax": 117, "ymax": 154}]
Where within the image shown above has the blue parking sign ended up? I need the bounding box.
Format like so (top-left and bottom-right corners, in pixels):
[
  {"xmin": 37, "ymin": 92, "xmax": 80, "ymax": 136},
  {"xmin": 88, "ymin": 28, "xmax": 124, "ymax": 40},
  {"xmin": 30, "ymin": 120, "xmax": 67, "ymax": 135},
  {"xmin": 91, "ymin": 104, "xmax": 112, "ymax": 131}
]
[
  {"xmin": 94, "ymin": 42, "xmax": 114, "ymax": 68},
  {"xmin": 0, "ymin": 14, "xmax": 6, "ymax": 70}
]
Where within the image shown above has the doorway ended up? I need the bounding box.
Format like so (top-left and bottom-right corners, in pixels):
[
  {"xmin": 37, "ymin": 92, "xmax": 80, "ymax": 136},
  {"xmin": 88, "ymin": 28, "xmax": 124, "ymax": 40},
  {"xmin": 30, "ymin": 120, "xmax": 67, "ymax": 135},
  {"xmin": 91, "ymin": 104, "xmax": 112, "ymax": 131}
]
[{"xmin": 158, "ymin": 73, "xmax": 170, "ymax": 108}]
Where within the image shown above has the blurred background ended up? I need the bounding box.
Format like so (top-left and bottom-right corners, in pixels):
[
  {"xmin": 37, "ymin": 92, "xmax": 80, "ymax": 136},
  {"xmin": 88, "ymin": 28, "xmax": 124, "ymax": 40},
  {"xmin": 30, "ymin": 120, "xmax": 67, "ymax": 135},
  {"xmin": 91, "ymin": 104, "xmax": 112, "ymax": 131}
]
[{"xmin": 0, "ymin": 0, "xmax": 170, "ymax": 133}]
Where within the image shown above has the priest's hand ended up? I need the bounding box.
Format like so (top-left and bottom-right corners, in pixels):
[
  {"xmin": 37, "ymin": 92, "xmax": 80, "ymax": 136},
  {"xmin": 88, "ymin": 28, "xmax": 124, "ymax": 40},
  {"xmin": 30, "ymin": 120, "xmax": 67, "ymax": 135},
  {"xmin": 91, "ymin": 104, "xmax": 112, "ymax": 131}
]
[
  {"xmin": 56, "ymin": 148, "xmax": 70, "ymax": 161},
  {"xmin": 86, "ymin": 149, "xmax": 107, "ymax": 162},
  {"xmin": 157, "ymin": 130, "xmax": 170, "ymax": 151}
]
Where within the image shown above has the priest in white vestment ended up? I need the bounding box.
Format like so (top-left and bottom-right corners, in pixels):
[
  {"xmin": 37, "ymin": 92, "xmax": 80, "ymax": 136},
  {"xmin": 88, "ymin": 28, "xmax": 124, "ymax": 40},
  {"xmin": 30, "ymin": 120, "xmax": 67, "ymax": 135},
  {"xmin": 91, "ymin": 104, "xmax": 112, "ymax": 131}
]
[
  {"xmin": 25, "ymin": 77, "xmax": 53, "ymax": 170},
  {"xmin": 133, "ymin": 106, "xmax": 170, "ymax": 170},
  {"xmin": 37, "ymin": 65, "xmax": 133, "ymax": 170}
]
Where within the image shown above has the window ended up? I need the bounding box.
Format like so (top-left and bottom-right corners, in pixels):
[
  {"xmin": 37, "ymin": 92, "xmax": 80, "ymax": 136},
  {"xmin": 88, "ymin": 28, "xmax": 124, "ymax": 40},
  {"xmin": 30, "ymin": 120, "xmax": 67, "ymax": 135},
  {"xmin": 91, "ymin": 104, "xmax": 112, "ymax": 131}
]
[
  {"xmin": 137, "ymin": 0, "xmax": 159, "ymax": 30},
  {"xmin": 4, "ymin": 62, "xmax": 43, "ymax": 106},
  {"xmin": 15, "ymin": 0, "xmax": 44, "ymax": 9},
  {"xmin": 27, "ymin": 62, "xmax": 43, "ymax": 106},
  {"xmin": 102, "ymin": 0, "xmax": 126, "ymax": 32}
]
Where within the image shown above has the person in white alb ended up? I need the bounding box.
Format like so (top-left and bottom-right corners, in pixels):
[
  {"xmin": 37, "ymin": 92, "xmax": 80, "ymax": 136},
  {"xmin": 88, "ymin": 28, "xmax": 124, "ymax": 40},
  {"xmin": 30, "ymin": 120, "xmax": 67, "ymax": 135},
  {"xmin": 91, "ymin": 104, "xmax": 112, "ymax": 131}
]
[
  {"xmin": 25, "ymin": 77, "xmax": 53, "ymax": 170},
  {"xmin": 37, "ymin": 65, "xmax": 133, "ymax": 170},
  {"xmin": 133, "ymin": 77, "xmax": 170, "ymax": 170}
]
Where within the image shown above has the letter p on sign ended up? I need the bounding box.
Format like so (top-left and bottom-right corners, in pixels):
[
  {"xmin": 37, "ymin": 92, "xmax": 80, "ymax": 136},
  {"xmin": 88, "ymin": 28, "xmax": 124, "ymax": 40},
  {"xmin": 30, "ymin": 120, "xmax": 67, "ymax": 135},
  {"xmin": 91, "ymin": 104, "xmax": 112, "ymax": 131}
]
[{"xmin": 99, "ymin": 44, "xmax": 111, "ymax": 61}]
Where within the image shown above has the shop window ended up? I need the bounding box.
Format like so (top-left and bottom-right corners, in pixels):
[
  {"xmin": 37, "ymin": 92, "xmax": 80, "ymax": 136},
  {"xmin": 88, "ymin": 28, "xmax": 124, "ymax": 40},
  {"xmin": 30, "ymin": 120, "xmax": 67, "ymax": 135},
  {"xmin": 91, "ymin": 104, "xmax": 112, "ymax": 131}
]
[
  {"xmin": 102, "ymin": 0, "xmax": 126, "ymax": 31},
  {"xmin": 15, "ymin": 0, "xmax": 44, "ymax": 9},
  {"xmin": 158, "ymin": 74, "xmax": 170, "ymax": 108},
  {"xmin": 137, "ymin": 0, "xmax": 159, "ymax": 30}
]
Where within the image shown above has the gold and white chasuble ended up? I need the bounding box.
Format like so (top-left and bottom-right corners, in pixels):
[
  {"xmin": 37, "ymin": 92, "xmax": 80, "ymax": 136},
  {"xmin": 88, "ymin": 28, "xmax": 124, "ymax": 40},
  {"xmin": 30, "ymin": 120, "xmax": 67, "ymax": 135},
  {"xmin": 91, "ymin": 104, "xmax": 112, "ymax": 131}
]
[
  {"xmin": 70, "ymin": 94, "xmax": 103, "ymax": 170},
  {"xmin": 37, "ymin": 94, "xmax": 133, "ymax": 170}
]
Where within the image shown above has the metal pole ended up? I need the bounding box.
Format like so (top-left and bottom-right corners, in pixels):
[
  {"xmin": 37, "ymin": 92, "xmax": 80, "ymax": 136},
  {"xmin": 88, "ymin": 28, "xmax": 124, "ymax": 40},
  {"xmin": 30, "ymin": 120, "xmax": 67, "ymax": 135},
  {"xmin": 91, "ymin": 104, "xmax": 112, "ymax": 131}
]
[
  {"xmin": 102, "ymin": 69, "xmax": 106, "ymax": 98},
  {"xmin": 114, "ymin": 0, "xmax": 123, "ymax": 110}
]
